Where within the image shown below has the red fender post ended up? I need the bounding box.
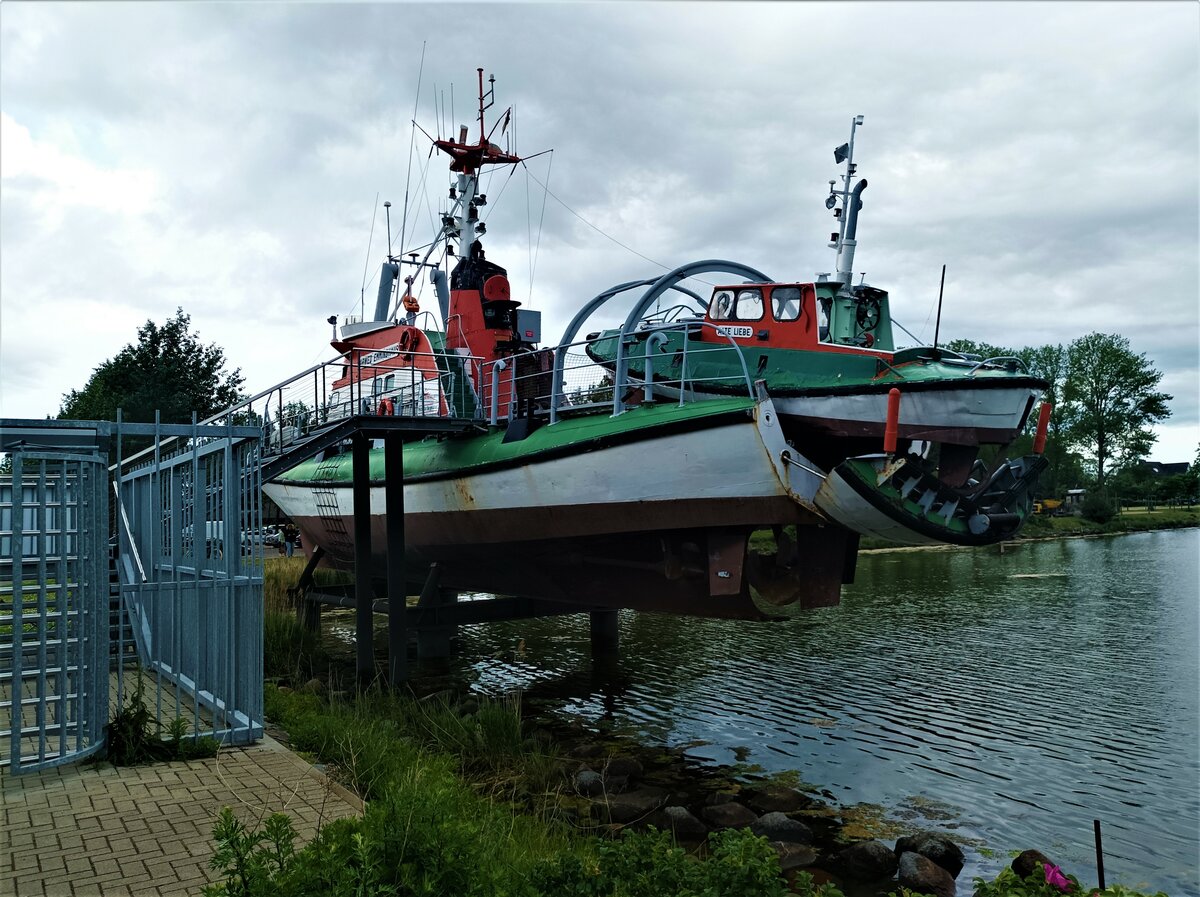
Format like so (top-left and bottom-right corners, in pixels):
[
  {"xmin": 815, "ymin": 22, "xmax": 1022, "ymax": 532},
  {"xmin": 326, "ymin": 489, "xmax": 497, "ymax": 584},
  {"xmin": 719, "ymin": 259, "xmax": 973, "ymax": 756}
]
[
  {"xmin": 1033, "ymin": 403, "xmax": 1052, "ymax": 455},
  {"xmin": 884, "ymin": 388, "xmax": 901, "ymax": 454}
]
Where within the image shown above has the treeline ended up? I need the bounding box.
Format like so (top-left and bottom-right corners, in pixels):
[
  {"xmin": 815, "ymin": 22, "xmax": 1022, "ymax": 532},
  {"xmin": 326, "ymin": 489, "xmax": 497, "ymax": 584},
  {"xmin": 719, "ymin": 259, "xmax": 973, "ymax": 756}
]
[{"xmin": 942, "ymin": 333, "xmax": 1192, "ymax": 503}]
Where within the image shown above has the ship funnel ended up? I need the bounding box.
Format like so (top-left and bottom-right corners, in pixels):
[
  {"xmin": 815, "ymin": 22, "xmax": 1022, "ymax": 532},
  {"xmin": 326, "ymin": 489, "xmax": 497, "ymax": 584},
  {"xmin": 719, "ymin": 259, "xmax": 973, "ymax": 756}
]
[
  {"xmin": 374, "ymin": 262, "xmax": 399, "ymax": 321},
  {"xmin": 836, "ymin": 179, "xmax": 868, "ymax": 285}
]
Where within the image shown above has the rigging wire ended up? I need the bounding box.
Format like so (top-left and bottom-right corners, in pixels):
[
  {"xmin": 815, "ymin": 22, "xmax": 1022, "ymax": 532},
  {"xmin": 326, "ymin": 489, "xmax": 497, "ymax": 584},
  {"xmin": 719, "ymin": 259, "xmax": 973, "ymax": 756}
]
[
  {"xmin": 528, "ymin": 152, "xmax": 553, "ymax": 305},
  {"xmin": 521, "ymin": 164, "xmax": 671, "ymax": 273},
  {"xmin": 397, "ymin": 42, "xmax": 427, "ymax": 259}
]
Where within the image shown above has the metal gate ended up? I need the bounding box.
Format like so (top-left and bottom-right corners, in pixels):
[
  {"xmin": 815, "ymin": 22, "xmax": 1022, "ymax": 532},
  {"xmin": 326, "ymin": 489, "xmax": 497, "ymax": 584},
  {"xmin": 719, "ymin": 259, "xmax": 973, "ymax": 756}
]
[
  {"xmin": 115, "ymin": 423, "xmax": 264, "ymax": 747},
  {"xmin": 1, "ymin": 451, "xmax": 109, "ymax": 772}
]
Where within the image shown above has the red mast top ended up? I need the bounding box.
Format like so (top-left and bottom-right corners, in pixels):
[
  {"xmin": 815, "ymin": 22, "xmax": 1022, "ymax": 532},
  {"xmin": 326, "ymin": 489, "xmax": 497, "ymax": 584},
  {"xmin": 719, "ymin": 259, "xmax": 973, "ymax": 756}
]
[{"xmin": 433, "ymin": 68, "xmax": 521, "ymax": 174}]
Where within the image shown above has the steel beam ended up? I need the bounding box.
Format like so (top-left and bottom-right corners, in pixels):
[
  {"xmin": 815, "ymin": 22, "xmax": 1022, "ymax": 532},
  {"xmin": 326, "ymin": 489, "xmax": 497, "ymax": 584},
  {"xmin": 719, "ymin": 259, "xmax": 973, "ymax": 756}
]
[
  {"xmin": 384, "ymin": 435, "xmax": 407, "ymax": 684},
  {"xmin": 351, "ymin": 433, "xmax": 373, "ymax": 682}
]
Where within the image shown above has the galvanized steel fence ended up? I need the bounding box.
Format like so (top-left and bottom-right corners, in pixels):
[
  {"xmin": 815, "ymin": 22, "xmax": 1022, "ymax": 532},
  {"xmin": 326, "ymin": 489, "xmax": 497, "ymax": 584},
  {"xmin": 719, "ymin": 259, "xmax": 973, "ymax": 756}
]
[
  {"xmin": 1, "ymin": 451, "xmax": 109, "ymax": 771},
  {"xmin": 1, "ymin": 417, "xmax": 264, "ymax": 774},
  {"xmin": 114, "ymin": 419, "xmax": 265, "ymax": 750}
]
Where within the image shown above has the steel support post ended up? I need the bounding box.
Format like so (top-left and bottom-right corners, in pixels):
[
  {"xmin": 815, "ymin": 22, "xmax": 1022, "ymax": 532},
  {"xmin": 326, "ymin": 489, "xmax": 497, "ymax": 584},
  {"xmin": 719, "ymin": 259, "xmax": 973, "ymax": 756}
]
[
  {"xmin": 590, "ymin": 609, "xmax": 620, "ymax": 657},
  {"xmin": 352, "ymin": 433, "xmax": 374, "ymax": 683},
  {"xmin": 384, "ymin": 435, "xmax": 408, "ymax": 685}
]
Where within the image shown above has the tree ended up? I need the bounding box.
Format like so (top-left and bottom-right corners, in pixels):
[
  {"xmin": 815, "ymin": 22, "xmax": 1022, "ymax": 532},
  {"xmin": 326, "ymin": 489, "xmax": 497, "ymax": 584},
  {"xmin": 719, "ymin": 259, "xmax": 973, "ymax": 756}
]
[
  {"xmin": 942, "ymin": 338, "xmax": 1012, "ymax": 360},
  {"xmin": 1017, "ymin": 343, "xmax": 1070, "ymax": 495},
  {"xmin": 1061, "ymin": 332, "xmax": 1171, "ymax": 492},
  {"xmin": 60, "ymin": 309, "xmax": 244, "ymax": 424}
]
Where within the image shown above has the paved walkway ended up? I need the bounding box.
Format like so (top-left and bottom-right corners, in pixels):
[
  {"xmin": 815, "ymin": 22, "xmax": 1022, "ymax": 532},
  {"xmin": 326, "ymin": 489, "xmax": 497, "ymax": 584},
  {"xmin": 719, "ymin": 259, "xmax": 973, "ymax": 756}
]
[{"xmin": 2, "ymin": 736, "xmax": 363, "ymax": 896}]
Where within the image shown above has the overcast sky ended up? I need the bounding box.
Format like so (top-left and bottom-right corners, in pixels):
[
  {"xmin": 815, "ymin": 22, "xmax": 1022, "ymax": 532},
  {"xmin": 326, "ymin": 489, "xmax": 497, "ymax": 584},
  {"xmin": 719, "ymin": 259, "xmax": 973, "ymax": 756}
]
[{"xmin": 2, "ymin": 2, "xmax": 1197, "ymax": 461}]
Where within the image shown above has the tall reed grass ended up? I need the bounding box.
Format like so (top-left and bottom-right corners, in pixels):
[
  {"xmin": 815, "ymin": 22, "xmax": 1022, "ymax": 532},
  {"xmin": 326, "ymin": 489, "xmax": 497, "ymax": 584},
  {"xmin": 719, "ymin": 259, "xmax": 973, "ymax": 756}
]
[{"xmin": 260, "ymin": 555, "xmax": 351, "ymax": 680}]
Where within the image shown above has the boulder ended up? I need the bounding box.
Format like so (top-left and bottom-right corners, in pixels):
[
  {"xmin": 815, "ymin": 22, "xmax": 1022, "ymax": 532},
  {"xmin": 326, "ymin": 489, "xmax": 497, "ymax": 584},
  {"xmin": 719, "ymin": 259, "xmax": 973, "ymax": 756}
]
[
  {"xmin": 700, "ymin": 802, "xmax": 759, "ymax": 829},
  {"xmin": 597, "ymin": 786, "xmax": 668, "ymax": 824},
  {"xmin": 899, "ymin": 851, "xmax": 956, "ymax": 897},
  {"xmin": 574, "ymin": 769, "xmax": 604, "ymax": 796},
  {"xmin": 659, "ymin": 805, "xmax": 708, "ymax": 839},
  {"xmin": 603, "ymin": 774, "xmax": 631, "ymax": 794},
  {"xmin": 745, "ymin": 784, "xmax": 811, "ymax": 814},
  {"xmin": 828, "ymin": 840, "xmax": 898, "ymax": 882},
  {"xmin": 895, "ymin": 832, "xmax": 966, "ymax": 878},
  {"xmin": 299, "ymin": 677, "xmax": 325, "ymax": 695},
  {"xmin": 569, "ymin": 741, "xmax": 606, "ymax": 760},
  {"xmin": 704, "ymin": 790, "xmax": 742, "ymax": 806},
  {"xmin": 1012, "ymin": 849, "xmax": 1056, "ymax": 879},
  {"xmin": 603, "ymin": 756, "xmax": 644, "ymax": 779},
  {"xmin": 751, "ymin": 812, "xmax": 813, "ymax": 844},
  {"xmin": 772, "ymin": 841, "xmax": 819, "ymax": 872}
]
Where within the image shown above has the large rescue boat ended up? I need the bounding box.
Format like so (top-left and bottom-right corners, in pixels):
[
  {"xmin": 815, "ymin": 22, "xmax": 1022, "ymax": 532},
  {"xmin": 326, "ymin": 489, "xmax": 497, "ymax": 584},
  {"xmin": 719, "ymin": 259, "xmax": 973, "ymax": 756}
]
[{"xmin": 260, "ymin": 75, "xmax": 1051, "ymax": 620}]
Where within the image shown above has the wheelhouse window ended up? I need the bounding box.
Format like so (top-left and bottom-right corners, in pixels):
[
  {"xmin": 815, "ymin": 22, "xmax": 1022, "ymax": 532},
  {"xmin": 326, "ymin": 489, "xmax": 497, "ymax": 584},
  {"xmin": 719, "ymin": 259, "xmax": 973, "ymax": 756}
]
[
  {"xmin": 710, "ymin": 290, "xmax": 735, "ymax": 320},
  {"xmin": 771, "ymin": 287, "xmax": 802, "ymax": 322},
  {"xmin": 736, "ymin": 289, "xmax": 764, "ymax": 321},
  {"xmin": 708, "ymin": 288, "xmax": 764, "ymax": 321}
]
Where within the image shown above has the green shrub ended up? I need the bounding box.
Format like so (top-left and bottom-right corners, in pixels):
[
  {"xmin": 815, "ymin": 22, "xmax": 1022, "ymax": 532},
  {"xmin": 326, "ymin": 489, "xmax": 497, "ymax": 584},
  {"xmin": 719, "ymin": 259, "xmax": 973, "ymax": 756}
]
[
  {"xmin": 971, "ymin": 866, "xmax": 1169, "ymax": 897},
  {"xmin": 1080, "ymin": 492, "xmax": 1117, "ymax": 523},
  {"xmin": 105, "ymin": 670, "xmax": 218, "ymax": 765},
  {"xmin": 530, "ymin": 828, "xmax": 795, "ymax": 897}
]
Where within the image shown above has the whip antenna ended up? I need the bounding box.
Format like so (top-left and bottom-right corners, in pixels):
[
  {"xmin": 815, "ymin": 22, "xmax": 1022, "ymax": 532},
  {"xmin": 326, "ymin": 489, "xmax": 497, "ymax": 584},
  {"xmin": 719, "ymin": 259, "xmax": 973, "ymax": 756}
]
[
  {"xmin": 359, "ymin": 191, "xmax": 380, "ymax": 319},
  {"xmin": 932, "ymin": 263, "xmax": 947, "ymax": 350}
]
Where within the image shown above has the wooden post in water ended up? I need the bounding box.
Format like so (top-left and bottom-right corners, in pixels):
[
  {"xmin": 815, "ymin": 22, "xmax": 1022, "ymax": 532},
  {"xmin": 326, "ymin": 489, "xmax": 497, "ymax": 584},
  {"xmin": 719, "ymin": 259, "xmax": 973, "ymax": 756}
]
[
  {"xmin": 384, "ymin": 434, "xmax": 408, "ymax": 685},
  {"xmin": 416, "ymin": 565, "xmax": 456, "ymax": 660},
  {"xmin": 352, "ymin": 433, "xmax": 374, "ymax": 683},
  {"xmin": 590, "ymin": 610, "xmax": 620, "ymax": 657}
]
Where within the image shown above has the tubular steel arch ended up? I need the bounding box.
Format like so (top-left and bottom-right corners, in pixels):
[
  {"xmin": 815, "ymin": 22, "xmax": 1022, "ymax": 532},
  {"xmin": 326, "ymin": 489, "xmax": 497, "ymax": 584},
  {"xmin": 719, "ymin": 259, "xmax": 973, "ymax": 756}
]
[
  {"xmin": 612, "ymin": 260, "xmax": 771, "ymax": 415},
  {"xmin": 550, "ymin": 276, "xmax": 715, "ymax": 423}
]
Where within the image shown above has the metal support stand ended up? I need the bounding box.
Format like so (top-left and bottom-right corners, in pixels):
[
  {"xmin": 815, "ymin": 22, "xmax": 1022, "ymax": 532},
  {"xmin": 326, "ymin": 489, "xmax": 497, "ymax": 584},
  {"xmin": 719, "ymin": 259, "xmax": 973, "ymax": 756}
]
[
  {"xmin": 293, "ymin": 546, "xmax": 326, "ymax": 633},
  {"xmin": 589, "ymin": 609, "xmax": 620, "ymax": 657},
  {"xmin": 384, "ymin": 435, "xmax": 407, "ymax": 685},
  {"xmin": 352, "ymin": 433, "xmax": 374, "ymax": 683}
]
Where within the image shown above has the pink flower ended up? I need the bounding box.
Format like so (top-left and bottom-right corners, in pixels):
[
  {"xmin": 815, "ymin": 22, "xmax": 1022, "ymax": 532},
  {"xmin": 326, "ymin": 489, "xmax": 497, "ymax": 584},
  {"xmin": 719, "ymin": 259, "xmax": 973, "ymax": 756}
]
[{"xmin": 1043, "ymin": 862, "xmax": 1072, "ymax": 892}]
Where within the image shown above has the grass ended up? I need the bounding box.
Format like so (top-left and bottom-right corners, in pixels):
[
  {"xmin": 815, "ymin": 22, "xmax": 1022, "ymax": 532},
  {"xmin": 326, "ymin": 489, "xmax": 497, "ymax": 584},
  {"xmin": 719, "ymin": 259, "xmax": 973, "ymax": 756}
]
[
  {"xmin": 262, "ymin": 555, "xmax": 350, "ymax": 616},
  {"xmin": 260, "ymin": 555, "xmax": 351, "ymax": 681},
  {"xmin": 260, "ymin": 685, "xmax": 582, "ymax": 887},
  {"xmin": 251, "ymin": 686, "xmax": 1173, "ymax": 897},
  {"xmin": 236, "ymin": 685, "xmax": 816, "ymax": 897},
  {"xmin": 1016, "ymin": 505, "xmax": 1199, "ymax": 539}
]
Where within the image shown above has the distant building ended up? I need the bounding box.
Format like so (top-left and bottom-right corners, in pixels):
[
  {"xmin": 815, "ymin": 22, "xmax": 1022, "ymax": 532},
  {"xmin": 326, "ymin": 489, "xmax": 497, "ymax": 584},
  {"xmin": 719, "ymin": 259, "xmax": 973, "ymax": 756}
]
[
  {"xmin": 1138, "ymin": 460, "xmax": 1190, "ymax": 477},
  {"xmin": 1063, "ymin": 489, "xmax": 1087, "ymax": 515}
]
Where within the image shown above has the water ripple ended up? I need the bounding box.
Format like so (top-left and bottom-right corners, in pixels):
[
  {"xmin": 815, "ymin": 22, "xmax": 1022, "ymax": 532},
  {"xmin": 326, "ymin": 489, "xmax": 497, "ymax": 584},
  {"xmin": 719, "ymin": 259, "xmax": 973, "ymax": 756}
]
[{"xmin": 457, "ymin": 529, "xmax": 1199, "ymax": 893}]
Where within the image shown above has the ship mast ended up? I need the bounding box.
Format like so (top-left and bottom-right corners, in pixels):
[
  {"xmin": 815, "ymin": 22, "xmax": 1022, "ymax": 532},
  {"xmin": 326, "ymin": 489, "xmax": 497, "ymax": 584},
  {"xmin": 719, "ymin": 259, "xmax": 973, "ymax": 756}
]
[
  {"xmin": 431, "ymin": 69, "xmax": 521, "ymax": 261},
  {"xmin": 827, "ymin": 115, "xmax": 866, "ymax": 287}
]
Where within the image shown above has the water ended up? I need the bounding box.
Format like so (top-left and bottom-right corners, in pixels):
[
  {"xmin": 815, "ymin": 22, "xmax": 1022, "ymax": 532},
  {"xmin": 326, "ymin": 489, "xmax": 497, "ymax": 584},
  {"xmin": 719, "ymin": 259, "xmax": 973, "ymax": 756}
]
[{"xmin": 450, "ymin": 530, "xmax": 1199, "ymax": 893}]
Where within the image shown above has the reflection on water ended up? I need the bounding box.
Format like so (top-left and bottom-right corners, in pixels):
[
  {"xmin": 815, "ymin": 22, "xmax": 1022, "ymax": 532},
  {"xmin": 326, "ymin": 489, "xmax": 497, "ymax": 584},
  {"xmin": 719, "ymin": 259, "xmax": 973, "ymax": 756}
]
[{"xmin": 451, "ymin": 530, "xmax": 1199, "ymax": 892}]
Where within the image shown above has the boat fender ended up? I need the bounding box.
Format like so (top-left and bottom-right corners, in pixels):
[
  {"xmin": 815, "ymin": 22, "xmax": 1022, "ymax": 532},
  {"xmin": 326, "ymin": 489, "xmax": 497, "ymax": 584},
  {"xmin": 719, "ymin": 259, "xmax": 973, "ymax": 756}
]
[{"xmin": 378, "ymin": 397, "xmax": 395, "ymax": 416}]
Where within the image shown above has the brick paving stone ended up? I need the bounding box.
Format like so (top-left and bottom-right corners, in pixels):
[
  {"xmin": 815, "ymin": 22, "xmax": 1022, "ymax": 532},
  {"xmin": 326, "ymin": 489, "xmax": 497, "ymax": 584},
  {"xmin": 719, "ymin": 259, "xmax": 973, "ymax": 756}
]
[
  {"xmin": 2, "ymin": 734, "xmax": 361, "ymax": 896},
  {"xmin": 90, "ymin": 857, "xmax": 122, "ymax": 877}
]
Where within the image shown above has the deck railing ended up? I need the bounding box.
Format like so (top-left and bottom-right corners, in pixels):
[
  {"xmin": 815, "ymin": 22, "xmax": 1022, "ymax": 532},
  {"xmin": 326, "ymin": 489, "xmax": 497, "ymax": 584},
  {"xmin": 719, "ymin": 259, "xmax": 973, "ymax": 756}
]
[{"xmin": 118, "ymin": 316, "xmax": 759, "ymax": 471}]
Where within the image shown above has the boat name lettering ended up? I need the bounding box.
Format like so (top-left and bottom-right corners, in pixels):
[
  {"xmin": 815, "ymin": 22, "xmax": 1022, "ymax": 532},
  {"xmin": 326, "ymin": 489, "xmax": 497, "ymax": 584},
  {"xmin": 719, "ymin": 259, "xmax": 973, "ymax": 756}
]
[
  {"xmin": 360, "ymin": 344, "xmax": 402, "ymax": 367},
  {"xmin": 716, "ymin": 326, "xmax": 753, "ymax": 339}
]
